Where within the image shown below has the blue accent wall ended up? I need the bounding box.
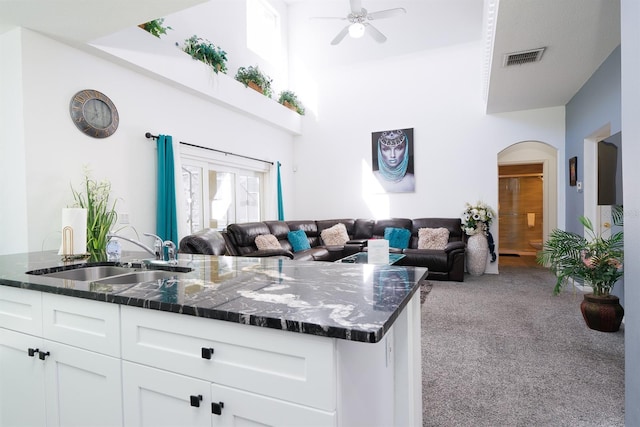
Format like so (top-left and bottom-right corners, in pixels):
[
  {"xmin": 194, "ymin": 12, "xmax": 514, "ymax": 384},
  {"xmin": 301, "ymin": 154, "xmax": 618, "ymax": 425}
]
[{"xmin": 565, "ymin": 46, "xmax": 621, "ymax": 233}]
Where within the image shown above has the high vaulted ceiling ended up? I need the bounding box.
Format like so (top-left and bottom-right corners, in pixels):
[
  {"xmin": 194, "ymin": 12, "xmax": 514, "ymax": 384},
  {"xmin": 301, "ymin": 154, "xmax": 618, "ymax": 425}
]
[{"xmin": 0, "ymin": 0, "xmax": 620, "ymax": 114}]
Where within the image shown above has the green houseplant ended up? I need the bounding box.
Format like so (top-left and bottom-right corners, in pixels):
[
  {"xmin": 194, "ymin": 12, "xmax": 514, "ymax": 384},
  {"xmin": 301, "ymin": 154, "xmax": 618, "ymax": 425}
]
[
  {"xmin": 139, "ymin": 18, "xmax": 172, "ymax": 38},
  {"xmin": 181, "ymin": 35, "xmax": 228, "ymax": 74},
  {"xmin": 235, "ymin": 65, "xmax": 273, "ymax": 98},
  {"xmin": 277, "ymin": 90, "xmax": 305, "ymax": 115},
  {"xmin": 537, "ymin": 211, "xmax": 624, "ymax": 331},
  {"xmin": 71, "ymin": 172, "xmax": 118, "ymax": 261}
]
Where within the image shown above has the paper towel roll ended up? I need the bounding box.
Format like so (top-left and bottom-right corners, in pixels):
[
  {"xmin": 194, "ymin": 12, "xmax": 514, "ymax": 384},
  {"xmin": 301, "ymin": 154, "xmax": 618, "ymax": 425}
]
[{"xmin": 58, "ymin": 208, "xmax": 88, "ymax": 255}]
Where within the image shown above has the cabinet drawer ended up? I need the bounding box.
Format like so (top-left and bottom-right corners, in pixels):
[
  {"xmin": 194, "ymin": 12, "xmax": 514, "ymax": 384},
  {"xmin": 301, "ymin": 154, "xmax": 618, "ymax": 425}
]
[
  {"xmin": 42, "ymin": 293, "xmax": 120, "ymax": 356},
  {"xmin": 0, "ymin": 286, "xmax": 43, "ymax": 336},
  {"xmin": 121, "ymin": 306, "xmax": 336, "ymax": 411}
]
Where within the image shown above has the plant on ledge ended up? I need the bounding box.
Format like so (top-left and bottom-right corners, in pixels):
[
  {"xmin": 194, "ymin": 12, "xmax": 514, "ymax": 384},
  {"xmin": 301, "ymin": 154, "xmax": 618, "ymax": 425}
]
[
  {"xmin": 277, "ymin": 90, "xmax": 305, "ymax": 115},
  {"xmin": 181, "ymin": 35, "xmax": 228, "ymax": 74},
  {"xmin": 235, "ymin": 65, "xmax": 273, "ymax": 98},
  {"xmin": 139, "ymin": 18, "xmax": 172, "ymax": 38},
  {"xmin": 71, "ymin": 170, "xmax": 119, "ymax": 261}
]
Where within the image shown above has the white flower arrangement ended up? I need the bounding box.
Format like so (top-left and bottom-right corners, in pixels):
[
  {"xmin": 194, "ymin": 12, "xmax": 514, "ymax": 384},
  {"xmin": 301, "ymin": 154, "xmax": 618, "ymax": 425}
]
[{"xmin": 462, "ymin": 201, "xmax": 496, "ymax": 236}]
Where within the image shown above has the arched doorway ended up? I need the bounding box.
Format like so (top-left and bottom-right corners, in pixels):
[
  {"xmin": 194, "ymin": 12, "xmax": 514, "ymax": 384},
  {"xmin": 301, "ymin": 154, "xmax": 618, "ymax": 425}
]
[{"xmin": 498, "ymin": 142, "xmax": 558, "ymax": 265}]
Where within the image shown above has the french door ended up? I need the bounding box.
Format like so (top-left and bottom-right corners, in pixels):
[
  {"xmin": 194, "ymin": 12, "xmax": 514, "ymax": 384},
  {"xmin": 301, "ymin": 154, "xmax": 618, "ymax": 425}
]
[{"xmin": 181, "ymin": 160, "xmax": 265, "ymax": 233}]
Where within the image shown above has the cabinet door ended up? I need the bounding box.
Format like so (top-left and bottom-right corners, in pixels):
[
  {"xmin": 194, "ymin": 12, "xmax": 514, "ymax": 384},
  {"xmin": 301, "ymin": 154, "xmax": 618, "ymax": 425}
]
[
  {"xmin": 0, "ymin": 328, "xmax": 46, "ymax": 427},
  {"xmin": 122, "ymin": 362, "xmax": 211, "ymax": 427},
  {"xmin": 211, "ymin": 383, "xmax": 336, "ymax": 427},
  {"xmin": 43, "ymin": 341, "xmax": 123, "ymax": 427}
]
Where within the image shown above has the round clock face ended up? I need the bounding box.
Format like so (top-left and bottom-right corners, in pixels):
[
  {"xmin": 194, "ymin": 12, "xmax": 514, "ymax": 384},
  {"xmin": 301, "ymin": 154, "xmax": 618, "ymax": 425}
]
[{"xmin": 69, "ymin": 89, "xmax": 119, "ymax": 138}]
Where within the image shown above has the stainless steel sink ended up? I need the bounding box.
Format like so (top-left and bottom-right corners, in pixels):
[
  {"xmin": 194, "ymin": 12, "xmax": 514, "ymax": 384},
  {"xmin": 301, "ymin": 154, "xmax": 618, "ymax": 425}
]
[
  {"xmin": 40, "ymin": 266, "xmax": 133, "ymax": 281},
  {"xmin": 91, "ymin": 270, "xmax": 185, "ymax": 285}
]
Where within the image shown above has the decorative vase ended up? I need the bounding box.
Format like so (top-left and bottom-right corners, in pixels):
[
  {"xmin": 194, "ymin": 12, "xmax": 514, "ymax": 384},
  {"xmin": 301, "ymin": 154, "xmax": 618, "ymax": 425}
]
[
  {"xmin": 466, "ymin": 232, "xmax": 489, "ymax": 276},
  {"xmin": 580, "ymin": 293, "xmax": 624, "ymax": 332}
]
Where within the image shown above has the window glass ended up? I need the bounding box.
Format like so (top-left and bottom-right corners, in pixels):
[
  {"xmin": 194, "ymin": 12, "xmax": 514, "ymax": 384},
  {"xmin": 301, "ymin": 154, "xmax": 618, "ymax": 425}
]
[{"xmin": 247, "ymin": 0, "xmax": 281, "ymax": 62}]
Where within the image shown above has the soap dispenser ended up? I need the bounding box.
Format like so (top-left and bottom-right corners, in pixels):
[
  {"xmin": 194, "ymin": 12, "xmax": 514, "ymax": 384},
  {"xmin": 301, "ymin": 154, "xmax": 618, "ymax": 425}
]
[{"xmin": 106, "ymin": 238, "xmax": 122, "ymax": 262}]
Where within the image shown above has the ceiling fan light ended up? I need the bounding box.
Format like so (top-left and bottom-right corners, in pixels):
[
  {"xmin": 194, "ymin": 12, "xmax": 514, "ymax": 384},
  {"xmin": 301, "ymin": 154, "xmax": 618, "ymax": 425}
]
[{"xmin": 348, "ymin": 23, "xmax": 365, "ymax": 38}]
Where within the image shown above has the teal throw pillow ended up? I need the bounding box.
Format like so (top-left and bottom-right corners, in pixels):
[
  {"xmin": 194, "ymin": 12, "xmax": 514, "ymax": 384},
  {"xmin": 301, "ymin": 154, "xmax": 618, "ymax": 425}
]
[
  {"xmin": 288, "ymin": 230, "xmax": 311, "ymax": 252},
  {"xmin": 384, "ymin": 227, "xmax": 411, "ymax": 249}
]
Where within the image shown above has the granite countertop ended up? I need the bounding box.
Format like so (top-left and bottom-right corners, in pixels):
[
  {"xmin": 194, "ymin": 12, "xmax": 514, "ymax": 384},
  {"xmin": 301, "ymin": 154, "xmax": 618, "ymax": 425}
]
[{"xmin": 0, "ymin": 251, "xmax": 428, "ymax": 343}]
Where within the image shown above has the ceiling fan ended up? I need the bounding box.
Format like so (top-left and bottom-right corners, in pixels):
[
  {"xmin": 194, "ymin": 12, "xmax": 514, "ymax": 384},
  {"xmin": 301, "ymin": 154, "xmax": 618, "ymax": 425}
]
[{"xmin": 312, "ymin": 0, "xmax": 406, "ymax": 45}]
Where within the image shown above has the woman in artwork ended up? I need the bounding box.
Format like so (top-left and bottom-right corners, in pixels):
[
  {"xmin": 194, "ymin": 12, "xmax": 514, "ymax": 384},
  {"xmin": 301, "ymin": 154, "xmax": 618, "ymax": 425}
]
[{"xmin": 372, "ymin": 129, "xmax": 415, "ymax": 192}]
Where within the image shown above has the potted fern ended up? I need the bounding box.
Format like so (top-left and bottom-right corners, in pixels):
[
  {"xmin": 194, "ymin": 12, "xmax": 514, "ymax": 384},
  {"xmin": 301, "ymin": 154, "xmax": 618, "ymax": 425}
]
[
  {"xmin": 139, "ymin": 18, "xmax": 172, "ymax": 38},
  {"xmin": 181, "ymin": 35, "xmax": 228, "ymax": 74},
  {"xmin": 235, "ymin": 65, "xmax": 273, "ymax": 98},
  {"xmin": 278, "ymin": 90, "xmax": 305, "ymax": 115},
  {"xmin": 537, "ymin": 209, "xmax": 624, "ymax": 332}
]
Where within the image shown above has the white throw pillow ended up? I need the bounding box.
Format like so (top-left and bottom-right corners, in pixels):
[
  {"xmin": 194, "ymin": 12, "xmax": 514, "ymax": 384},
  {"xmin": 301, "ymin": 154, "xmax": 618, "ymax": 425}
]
[
  {"xmin": 255, "ymin": 234, "xmax": 281, "ymax": 250},
  {"xmin": 418, "ymin": 227, "xmax": 450, "ymax": 250},
  {"xmin": 320, "ymin": 223, "xmax": 350, "ymax": 246}
]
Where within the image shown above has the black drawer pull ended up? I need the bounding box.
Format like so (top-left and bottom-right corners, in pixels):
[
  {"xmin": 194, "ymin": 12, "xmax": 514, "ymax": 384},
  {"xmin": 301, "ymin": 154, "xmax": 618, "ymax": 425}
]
[
  {"xmin": 201, "ymin": 347, "xmax": 214, "ymax": 359},
  {"xmin": 190, "ymin": 395, "xmax": 203, "ymax": 407},
  {"xmin": 211, "ymin": 401, "xmax": 224, "ymax": 415},
  {"xmin": 27, "ymin": 348, "xmax": 39, "ymax": 357},
  {"xmin": 38, "ymin": 351, "xmax": 50, "ymax": 360}
]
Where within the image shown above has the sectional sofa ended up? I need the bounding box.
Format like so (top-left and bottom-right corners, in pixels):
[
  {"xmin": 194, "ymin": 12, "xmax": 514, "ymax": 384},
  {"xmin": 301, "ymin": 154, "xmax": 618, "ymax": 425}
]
[{"xmin": 179, "ymin": 218, "xmax": 466, "ymax": 282}]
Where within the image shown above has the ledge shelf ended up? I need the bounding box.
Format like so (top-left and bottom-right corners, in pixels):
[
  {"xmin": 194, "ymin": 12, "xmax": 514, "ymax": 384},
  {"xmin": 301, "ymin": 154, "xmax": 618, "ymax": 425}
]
[{"xmin": 86, "ymin": 27, "xmax": 302, "ymax": 135}]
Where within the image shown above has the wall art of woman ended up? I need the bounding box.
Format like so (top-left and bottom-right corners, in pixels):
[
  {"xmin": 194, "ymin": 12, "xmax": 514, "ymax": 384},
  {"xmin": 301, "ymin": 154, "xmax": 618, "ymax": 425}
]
[{"xmin": 371, "ymin": 128, "xmax": 415, "ymax": 193}]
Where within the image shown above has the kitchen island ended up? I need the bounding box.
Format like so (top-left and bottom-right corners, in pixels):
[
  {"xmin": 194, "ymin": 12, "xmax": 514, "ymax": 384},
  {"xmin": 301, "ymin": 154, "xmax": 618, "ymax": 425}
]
[{"xmin": 0, "ymin": 250, "xmax": 425, "ymax": 426}]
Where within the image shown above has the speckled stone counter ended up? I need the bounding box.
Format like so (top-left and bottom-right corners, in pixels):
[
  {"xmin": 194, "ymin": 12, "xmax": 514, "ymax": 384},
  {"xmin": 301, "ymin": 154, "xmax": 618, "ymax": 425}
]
[{"xmin": 0, "ymin": 250, "xmax": 427, "ymax": 343}]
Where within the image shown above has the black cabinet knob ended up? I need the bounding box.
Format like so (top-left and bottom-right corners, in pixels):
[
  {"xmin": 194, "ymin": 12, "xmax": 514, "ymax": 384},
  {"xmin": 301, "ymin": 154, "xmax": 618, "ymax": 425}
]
[
  {"xmin": 190, "ymin": 395, "xmax": 203, "ymax": 407},
  {"xmin": 27, "ymin": 348, "xmax": 39, "ymax": 357},
  {"xmin": 201, "ymin": 347, "xmax": 215, "ymax": 359},
  {"xmin": 38, "ymin": 351, "xmax": 50, "ymax": 360},
  {"xmin": 211, "ymin": 401, "xmax": 224, "ymax": 415}
]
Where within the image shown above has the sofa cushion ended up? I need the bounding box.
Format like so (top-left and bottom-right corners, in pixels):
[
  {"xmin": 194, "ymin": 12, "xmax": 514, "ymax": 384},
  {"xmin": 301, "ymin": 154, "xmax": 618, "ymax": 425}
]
[
  {"xmin": 418, "ymin": 227, "xmax": 450, "ymax": 250},
  {"xmin": 288, "ymin": 230, "xmax": 311, "ymax": 252},
  {"xmin": 320, "ymin": 223, "xmax": 350, "ymax": 245},
  {"xmin": 384, "ymin": 227, "xmax": 411, "ymax": 249},
  {"xmin": 255, "ymin": 234, "xmax": 281, "ymax": 250}
]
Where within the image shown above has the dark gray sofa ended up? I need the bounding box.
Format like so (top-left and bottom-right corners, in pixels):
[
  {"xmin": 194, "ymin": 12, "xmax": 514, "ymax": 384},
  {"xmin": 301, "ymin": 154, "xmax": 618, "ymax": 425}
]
[{"xmin": 180, "ymin": 218, "xmax": 466, "ymax": 281}]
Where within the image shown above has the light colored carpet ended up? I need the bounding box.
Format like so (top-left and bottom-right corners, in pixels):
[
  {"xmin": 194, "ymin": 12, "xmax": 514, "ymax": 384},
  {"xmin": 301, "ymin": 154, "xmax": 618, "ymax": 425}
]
[{"xmin": 421, "ymin": 264, "xmax": 624, "ymax": 427}]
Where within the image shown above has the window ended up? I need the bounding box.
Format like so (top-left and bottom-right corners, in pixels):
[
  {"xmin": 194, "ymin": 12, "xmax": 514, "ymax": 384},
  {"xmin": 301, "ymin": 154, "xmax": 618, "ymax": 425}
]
[
  {"xmin": 246, "ymin": 0, "xmax": 281, "ymax": 63},
  {"xmin": 182, "ymin": 153, "xmax": 267, "ymax": 233}
]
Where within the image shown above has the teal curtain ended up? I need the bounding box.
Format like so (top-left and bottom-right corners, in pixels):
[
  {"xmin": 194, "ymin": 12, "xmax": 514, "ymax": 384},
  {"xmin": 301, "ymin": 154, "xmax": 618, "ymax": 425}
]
[
  {"xmin": 277, "ymin": 161, "xmax": 284, "ymax": 220},
  {"xmin": 156, "ymin": 135, "xmax": 178, "ymax": 244}
]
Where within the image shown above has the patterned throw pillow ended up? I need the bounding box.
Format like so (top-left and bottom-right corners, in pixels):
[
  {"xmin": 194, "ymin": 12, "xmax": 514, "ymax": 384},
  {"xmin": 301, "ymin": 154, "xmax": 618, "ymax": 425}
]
[
  {"xmin": 255, "ymin": 234, "xmax": 281, "ymax": 250},
  {"xmin": 418, "ymin": 227, "xmax": 450, "ymax": 250},
  {"xmin": 320, "ymin": 223, "xmax": 350, "ymax": 246},
  {"xmin": 384, "ymin": 227, "xmax": 411, "ymax": 249},
  {"xmin": 288, "ymin": 230, "xmax": 311, "ymax": 252}
]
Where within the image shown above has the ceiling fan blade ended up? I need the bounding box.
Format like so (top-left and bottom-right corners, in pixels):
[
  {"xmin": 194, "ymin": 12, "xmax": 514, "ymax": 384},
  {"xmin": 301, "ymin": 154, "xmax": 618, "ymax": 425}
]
[
  {"xmin": 349, "ymin": 0, "xmax": 363, "ymax": 14},
  {"xmin": 366, "ymin": 7, "xmax": 406, "ymax": 20},
  {"xmin": 310, "ymin": 16, "xmax": 347, "ymax": 21},
  {"xmin": 331, "ymin": 25, "xmax": 350, "ymax": 45},
  {"xmin": 365, "ymin": 23, "xmax": 387, "ymax": 43}
]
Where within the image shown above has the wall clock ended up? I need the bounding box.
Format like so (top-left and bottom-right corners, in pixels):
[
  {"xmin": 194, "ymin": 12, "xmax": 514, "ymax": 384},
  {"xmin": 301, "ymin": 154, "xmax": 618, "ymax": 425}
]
[{"xmin": 69, "ymin": 89, "xmax": 119, "ymax": 138}]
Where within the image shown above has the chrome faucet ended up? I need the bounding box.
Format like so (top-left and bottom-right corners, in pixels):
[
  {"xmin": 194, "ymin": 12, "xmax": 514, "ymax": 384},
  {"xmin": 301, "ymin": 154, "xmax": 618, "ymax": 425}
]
[
  {"xmin": 144, "ymin": 233, "xmax": 164, "ymax": 260},
  {"xmin": 164, "ymin": 240, "xmax": 177, "ymax": 265},
  {"xmin": 106, "ymin": 233, "xmax": 161, "ymax": 260}
]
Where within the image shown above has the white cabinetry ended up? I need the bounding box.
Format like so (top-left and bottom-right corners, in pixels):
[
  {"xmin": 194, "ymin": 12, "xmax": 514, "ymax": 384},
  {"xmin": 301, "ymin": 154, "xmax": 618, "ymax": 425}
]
[
  {"xmin": 0, "ymin": 287, "xmax": 123, "ymax": 427},
  {"xmin": 121, "ymin": 306, "xmax": 336, "ymax": 426}
]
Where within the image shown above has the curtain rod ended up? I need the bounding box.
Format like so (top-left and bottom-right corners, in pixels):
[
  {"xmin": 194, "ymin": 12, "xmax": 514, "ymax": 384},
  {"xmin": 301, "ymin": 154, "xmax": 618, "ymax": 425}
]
[{"xmin": 145, "ymin": 132, "xmax": 274, "ymax": 166}]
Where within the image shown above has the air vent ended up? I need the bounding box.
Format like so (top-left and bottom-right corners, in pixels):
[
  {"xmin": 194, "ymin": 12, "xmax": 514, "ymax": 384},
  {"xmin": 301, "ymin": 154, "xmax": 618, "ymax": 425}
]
[{"xmin": 503, "ymin": 48, "xmax": 546, "ymax": 67}]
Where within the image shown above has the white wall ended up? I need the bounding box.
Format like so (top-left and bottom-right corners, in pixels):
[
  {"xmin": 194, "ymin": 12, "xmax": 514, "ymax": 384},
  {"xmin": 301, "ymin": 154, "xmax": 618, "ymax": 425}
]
[
  {"xmin": 287, "ymin": 39, "xmax": 566, "ymax": 274},
  {"xmin": 621, "ymin": 0, "xmax": 640, "ymax": 423},
  {"xmin": 1, "ymin": 28, "xmax": 295, "ymax": 254},
  {"xmin": 0, "ymin": 29, "xmax": 29, "ymax": 255}
]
